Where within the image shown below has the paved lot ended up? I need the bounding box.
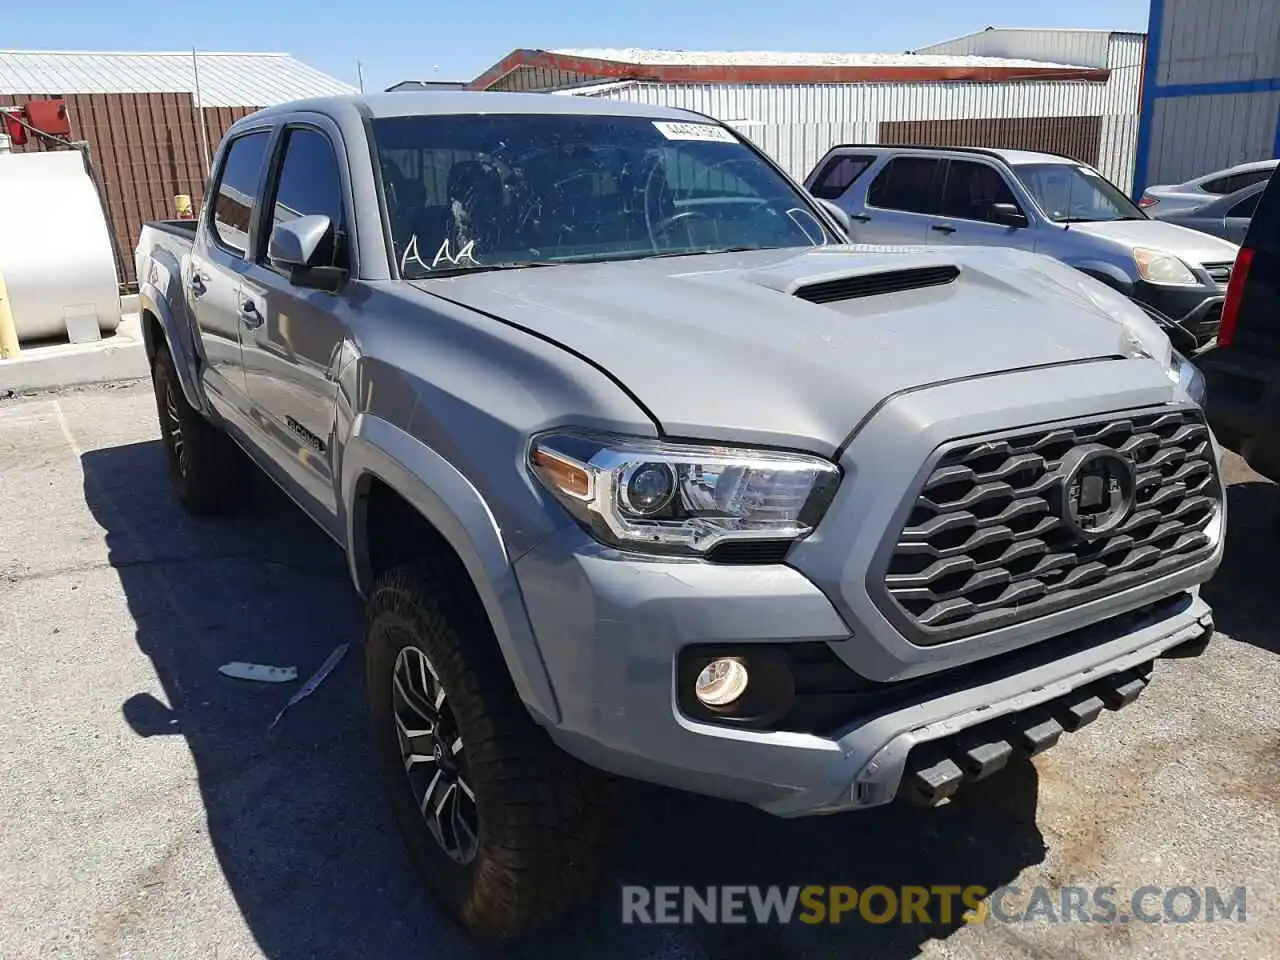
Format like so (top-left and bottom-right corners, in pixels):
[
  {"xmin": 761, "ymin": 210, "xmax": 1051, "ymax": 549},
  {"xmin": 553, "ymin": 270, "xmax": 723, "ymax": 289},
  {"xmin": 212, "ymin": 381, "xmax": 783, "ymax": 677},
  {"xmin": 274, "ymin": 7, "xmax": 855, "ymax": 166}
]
[{"xmin": 0, "ymin": 381, "xmax": 1276, "ymax": 960}]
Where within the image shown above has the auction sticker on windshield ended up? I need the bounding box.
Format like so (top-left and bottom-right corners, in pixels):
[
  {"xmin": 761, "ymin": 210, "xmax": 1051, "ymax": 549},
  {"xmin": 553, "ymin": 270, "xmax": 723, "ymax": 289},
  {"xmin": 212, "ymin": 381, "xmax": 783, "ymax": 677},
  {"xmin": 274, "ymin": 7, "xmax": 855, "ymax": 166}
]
[{"xmin": 653, "ymin": 121, "xmax": 738, "ymax": 143}]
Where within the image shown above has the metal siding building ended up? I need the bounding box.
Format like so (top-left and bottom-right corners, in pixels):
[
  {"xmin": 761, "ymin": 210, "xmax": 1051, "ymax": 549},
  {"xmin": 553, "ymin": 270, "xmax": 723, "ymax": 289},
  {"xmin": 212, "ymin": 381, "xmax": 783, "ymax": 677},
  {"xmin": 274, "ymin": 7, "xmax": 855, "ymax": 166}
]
[
  {"xmin": 0, "ymin": 51, "xmax": 356, "ymax": 287},
  {"xmin": 476, "ymin": 36, "xmax": 1146, "ymax": 193},
  {"xmin": 917, "ymin": 29, "xmax": 1145, "ymax": 194},
  {"xmin": 1134, "ymin": 0, "xmax": 1280, "ymax": 196},
  {"xmin": 570, "ymin": 79, "xmax": 1119, "ymax": 187}
]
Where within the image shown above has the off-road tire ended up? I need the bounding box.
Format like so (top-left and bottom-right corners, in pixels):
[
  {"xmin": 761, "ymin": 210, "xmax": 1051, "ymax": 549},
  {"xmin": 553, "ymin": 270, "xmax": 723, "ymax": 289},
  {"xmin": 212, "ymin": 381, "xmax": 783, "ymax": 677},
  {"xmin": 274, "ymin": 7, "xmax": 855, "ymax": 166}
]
[
  {"xmin": 152, "ymin": 346, "xmax": 249, "ymax": 514},
  {"xmin": 365, "ymin": 562, "xmax": 617, "ymax": 943}
]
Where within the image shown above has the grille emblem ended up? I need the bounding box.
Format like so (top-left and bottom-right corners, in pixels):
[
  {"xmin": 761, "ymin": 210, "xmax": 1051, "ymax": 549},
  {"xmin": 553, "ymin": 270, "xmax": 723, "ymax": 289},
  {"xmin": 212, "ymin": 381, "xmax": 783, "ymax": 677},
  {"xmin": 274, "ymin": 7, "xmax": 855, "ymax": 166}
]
[{"xmin": 1059, "ymin": 444, "xmax": 1136, "ymax": 539}]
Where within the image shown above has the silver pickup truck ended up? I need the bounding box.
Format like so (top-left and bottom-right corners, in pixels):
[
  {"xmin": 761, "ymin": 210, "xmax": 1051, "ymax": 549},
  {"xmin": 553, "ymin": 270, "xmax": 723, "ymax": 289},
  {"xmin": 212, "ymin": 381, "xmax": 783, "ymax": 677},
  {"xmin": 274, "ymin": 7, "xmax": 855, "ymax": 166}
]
[{"xmin": 135, "ymin": 92, "xmax": 1223, "ymax": 942}]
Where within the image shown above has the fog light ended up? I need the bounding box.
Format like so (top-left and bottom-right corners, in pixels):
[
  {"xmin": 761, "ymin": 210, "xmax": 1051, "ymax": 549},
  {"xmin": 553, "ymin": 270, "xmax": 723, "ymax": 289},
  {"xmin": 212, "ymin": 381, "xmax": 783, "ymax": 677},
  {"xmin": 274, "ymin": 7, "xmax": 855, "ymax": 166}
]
[{"xmin": 694, "ymin": 658, "xmax": 749, "ymax": 706}]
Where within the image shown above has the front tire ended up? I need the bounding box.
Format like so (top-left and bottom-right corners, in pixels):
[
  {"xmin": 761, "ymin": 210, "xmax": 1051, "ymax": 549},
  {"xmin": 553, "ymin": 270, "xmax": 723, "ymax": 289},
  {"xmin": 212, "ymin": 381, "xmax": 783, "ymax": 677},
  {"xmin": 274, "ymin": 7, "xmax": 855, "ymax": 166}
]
[
  {"xmin": 152, "ymin": 346, "xmax": 249, "ymax": 515},
  {"xmin": 364, "ymin": 563, "xmax": 616, "ymax": 942}
]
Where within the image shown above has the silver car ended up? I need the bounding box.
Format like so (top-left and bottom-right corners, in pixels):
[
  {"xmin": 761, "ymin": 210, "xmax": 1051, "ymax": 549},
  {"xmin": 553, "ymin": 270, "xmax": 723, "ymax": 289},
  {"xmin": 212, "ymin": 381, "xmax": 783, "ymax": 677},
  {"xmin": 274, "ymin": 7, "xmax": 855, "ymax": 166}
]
[
  {"xmin": 806, "ymin": 145, "xmax": 1240, "ymax": 345},
  {"xmin": 1148, "ymin": 178, "xmax": 1267, "ymax": 244},
  {"xmin": 1139, "ymin": 159, "xmax": 1278, "ymax": 216}
]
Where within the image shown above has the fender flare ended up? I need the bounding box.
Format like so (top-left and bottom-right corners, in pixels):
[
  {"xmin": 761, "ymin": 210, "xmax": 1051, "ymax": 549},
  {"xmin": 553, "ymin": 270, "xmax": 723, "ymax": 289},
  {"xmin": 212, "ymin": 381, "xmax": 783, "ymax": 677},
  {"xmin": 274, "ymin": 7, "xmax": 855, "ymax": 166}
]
[
  {"xmin": 137, "ymin": 282, "xmax": 210, "ymax": 416},
  {"xmin": 342, "ymin": 414, "xmax": 561, "ymax": 726}
]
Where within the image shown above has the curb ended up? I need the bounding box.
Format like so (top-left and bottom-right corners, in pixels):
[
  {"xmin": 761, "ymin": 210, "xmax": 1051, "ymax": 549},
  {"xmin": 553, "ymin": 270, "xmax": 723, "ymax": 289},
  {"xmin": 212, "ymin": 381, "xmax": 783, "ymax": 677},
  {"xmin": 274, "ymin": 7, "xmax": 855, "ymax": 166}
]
[{"xmin": 0, "ymin": 315, "xmax": 149, "ymax": 394}]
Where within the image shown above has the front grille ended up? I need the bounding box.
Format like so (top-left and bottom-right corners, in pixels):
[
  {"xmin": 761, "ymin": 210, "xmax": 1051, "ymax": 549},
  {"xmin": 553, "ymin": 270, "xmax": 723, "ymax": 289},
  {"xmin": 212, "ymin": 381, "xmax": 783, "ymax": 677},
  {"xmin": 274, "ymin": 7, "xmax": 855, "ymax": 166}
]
[
  {"xmin": 875, "ymin": 407, "xmax": 1220, "ymax": 644},
  {"xmin": 1203, "ymin": 261, "xmax": 1233, "ymax": 285},
  {"xmin": 1190, "ymin": 302, "xmax": 1222, "ymax": 338}
]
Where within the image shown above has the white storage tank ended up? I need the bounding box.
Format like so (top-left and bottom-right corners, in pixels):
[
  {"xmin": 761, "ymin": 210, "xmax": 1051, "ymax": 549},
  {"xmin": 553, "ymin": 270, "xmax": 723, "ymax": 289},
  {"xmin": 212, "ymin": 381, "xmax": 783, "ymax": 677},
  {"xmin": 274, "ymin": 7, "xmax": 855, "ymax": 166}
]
[{"xmin": 0, "ymin": 149, "xmax": 121, "ymax": 342}]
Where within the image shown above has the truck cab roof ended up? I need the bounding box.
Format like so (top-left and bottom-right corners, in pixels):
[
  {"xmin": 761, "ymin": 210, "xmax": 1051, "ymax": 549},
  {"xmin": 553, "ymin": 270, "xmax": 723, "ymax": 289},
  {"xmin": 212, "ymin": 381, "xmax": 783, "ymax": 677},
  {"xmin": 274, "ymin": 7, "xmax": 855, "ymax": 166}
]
[{"xmin": 246, "ymin": 91, "xmax": 703, "ymax": 123}]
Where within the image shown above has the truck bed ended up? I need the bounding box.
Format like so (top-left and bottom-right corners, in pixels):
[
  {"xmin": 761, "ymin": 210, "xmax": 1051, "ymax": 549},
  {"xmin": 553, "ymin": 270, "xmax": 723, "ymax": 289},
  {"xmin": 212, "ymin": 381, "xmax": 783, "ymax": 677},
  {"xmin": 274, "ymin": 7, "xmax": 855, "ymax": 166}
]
[
  {"xmin": 135, "ymin": 219, "xmax": 197, "ymax": 291},
  {"xmin": 143, "ymin": 219, "xmax": 198, "ymax": 241}
]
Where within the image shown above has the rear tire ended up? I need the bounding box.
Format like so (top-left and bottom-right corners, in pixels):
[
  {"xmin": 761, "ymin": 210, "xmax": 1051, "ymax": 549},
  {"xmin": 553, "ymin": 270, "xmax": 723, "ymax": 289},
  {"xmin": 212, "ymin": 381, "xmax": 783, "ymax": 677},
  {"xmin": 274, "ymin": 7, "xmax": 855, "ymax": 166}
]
[
  {"xmin": 152, "ymin": 346, "xmax": 249, "ymax": 514},
  {"xmin": 364, "ymin": 562, "xmax": 617, "ymax": 943}
]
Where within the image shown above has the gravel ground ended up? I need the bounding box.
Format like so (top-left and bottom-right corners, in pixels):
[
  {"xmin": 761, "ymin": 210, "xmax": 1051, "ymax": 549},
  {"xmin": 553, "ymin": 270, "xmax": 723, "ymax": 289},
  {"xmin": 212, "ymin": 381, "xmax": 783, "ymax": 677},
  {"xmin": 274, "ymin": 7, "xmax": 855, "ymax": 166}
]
[{"xmin": 0, "ymin": 381, "xmax": 1276, "ymax": 960}]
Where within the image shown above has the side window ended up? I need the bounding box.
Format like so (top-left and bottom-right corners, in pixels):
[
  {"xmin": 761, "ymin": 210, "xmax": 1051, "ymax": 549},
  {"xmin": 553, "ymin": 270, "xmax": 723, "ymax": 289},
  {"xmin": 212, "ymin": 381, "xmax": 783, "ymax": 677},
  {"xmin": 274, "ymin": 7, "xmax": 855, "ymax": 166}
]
[
  {"xmin": 810, "ymin": 154, "xmax": 874, "ymax": 199},
  {"xmin": 211, "ymin": 132, "xmax": 270, "ymax": 256},
  {"xmin": 263, "ymin": 127, "xmax": 348, "ymax": 270},
  {"xmin": 1228, "ymin": 191, "xmax": 1261, "ymax": 219},
  {"xmin": 1230, "ymin": 170, "xmax": 1274, "ymax": 192},
  {"xmin": 1205, "ymin": 170, "xmax": 1272, "ymax": 194},
  {"xmin": 866, "ymin": 157, "xmax": 943, "ymax": 214},
  {"xmin": 940, "ymin": 160, "xmax": 1020, "ymax": 222}
]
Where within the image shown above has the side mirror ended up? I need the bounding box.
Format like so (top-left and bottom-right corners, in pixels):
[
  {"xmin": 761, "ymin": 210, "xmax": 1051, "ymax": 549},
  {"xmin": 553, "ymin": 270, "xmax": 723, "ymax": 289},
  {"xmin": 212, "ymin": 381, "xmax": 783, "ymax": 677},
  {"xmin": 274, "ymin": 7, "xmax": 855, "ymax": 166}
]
[
  {"xmin": 814, "ymin": 198, "xmax": 853, "ymax": 240},
  {"xmin": 989, "ymin": 202, "xmax": 1029, "ymax": 228},
  {"xmin": 268, "ymin": 214, "xmax": 347, "ymax": 291}
]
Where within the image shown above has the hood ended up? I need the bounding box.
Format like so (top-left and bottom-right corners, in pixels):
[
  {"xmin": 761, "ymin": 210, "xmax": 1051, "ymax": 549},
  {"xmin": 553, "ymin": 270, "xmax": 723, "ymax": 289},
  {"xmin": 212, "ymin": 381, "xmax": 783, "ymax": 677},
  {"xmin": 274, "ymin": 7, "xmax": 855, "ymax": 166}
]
[
  {"xmin": 1067, "ymin": 218, "xmax": 1239, "ymax": 264},
  {"xmin": 411, "ymin": 245, "xmax": 1164, "ymax": 455}
]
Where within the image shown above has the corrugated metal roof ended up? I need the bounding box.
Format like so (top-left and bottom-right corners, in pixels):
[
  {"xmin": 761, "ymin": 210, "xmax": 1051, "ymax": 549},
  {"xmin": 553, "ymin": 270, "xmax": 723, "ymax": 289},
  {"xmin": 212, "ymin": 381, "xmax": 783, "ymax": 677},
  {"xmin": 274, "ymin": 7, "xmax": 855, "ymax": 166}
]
[
  {"xmin": 0, "ymin": 50, "xmax": 357, "ymax": 107},
  {"xmin": 549, "ymin": 48, "xmax": 1090, "ymax": 70},
  {"xmin": 917, "ymin": 27, "xmax": 1140, "ymax": 49},
  {"xmin": 549, "ymin": 80, "xmax": 641, "ymax": 97}
]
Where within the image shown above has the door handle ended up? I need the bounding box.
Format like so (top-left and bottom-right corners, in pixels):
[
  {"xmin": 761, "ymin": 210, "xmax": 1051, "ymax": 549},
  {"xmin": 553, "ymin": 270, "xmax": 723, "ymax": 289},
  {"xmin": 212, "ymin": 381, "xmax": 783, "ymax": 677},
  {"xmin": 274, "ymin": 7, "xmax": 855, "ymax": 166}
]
[
  {"xmin": 238, "ymin": 300, "xmax": 264, "ymax": 329},
  {"xmin": 931, "ymin": 224, "xmax": 957, "ymax": 235},
  {"xmin": 190, "ymin": 273, "xmax": 207, "ymax": 297},
  {"xmin": 849, "ymin": 213, "xmax": 872, "ymax": 222}
]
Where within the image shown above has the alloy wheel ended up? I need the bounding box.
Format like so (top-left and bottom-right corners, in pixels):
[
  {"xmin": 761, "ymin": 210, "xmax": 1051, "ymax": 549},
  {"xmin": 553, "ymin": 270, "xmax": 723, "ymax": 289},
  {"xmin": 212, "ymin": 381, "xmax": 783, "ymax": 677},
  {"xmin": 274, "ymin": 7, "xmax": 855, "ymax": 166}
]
[
  {"xmin": 164, "ymin": 382, "xmax": 187, "ymax": 476},
  {"xmin": 392, "ymin": 645, "xmax": 480, "ymax": 864}
]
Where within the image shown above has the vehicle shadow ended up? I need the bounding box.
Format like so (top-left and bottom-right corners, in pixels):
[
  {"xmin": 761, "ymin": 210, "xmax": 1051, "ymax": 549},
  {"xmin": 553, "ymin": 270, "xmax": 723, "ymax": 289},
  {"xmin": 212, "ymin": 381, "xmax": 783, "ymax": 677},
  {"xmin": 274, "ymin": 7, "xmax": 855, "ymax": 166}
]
[
  {"xmin": 1202, "ymin": 479, "xmax": 1280, "ymax": 655},
  {"xmin": 83, "ymin": 439, "xmax": 1045, "ymax": 960}
]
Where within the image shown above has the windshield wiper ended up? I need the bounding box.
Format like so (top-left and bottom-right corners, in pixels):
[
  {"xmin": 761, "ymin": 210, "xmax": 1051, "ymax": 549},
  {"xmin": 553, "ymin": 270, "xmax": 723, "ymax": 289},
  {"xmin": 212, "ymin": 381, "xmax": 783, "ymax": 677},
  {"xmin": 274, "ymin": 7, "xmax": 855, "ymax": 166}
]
[
  {"xmin": 1057, "ymin": 215, "xmax": 1143, "ymax": 223},
  {"xmin": 417, "ymin": 247, "xmax": 776, "ymax": 274},
  {"xmin": 646, "ymin": 245, "xmax": 768, "ymax": 260},
  {"xmin": 559, "ymin": 245, "xmax": 773, "ymax": 265},
  {"xmin": 414, "ymin": 261, "xmax": 561, "ymax": 278}
]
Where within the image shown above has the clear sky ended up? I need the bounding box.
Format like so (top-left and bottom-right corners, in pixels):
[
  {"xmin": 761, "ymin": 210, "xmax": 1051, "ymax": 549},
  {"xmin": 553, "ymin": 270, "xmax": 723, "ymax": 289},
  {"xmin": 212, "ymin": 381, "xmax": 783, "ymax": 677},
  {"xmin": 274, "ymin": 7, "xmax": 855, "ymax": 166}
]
[{"xmin": 10, "ymin": 0, "xmax": 1151, "ymax": 94}]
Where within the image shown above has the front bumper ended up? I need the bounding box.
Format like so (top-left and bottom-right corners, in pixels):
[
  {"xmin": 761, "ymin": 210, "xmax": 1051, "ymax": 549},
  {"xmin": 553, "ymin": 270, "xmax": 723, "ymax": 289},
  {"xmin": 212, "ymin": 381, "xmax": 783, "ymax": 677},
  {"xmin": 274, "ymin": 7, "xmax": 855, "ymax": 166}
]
[
  {"xmin": 1131, "ymin": 280, "xmax": 1224, "ymax": 342},
  {"xmin": 513, "ymin": 360, "xmax": 1224, "ymax": 817},
  {"xmin": 515, "ymin": 524, "xmax": 1220, "ymax": 817}
]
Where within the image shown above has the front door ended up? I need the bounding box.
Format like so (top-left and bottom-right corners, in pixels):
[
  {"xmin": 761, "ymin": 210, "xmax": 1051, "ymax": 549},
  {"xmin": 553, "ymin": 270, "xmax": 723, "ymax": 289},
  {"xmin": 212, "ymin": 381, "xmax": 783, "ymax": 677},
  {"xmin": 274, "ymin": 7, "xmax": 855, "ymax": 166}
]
[
  {"xmin": 926, "ymin": 159, "xmax": 1036, "ymax": 251},
  {"xmin": 239, "ymin": 124, "xmax": 353, "ymax": 535}
]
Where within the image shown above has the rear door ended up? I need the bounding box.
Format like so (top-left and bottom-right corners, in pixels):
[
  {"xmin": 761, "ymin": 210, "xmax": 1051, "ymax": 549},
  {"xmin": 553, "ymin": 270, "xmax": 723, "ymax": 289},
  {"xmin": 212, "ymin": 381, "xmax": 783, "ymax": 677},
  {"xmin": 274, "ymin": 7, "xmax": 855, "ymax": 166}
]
[
  {"xmin": 926, "ymin": 158, "xmax": 1036, "ymax": 250},
  {"xmin": 190, "ymin": 130, "xmax": 272, "ymax": 412},
  {"xmin": 238, "ymin": 121, "xmax": 354, "ymax": 533},
  {"xmin": 860, "ymin": 155, "xmax": 944, "ymax": 244}
]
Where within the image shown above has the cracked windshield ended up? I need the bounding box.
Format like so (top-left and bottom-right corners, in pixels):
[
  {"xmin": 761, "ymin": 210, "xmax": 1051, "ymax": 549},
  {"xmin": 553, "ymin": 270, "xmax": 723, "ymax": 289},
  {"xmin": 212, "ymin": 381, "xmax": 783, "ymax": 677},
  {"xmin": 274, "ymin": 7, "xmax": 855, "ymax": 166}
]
[{"xmin": 373, "ymin": 114, "xmax": 833, "ymax": 277}]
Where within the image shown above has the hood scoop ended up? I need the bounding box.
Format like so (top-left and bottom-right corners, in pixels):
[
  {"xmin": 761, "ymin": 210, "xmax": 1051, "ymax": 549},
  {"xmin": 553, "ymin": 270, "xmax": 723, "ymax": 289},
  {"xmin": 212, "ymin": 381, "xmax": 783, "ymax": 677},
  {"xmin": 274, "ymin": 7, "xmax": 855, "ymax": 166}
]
[
  {"xmin": 735, "ymin": 250, "xmax": 963, "ymax": 305},
  {"xmin": 791, "ymin": 264, "xmax": 960, "ymax": 304}
]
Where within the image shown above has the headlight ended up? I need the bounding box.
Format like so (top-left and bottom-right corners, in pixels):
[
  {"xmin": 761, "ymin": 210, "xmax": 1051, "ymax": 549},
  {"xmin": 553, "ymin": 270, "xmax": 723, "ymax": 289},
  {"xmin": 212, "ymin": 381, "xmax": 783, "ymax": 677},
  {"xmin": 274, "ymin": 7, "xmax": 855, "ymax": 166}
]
[
  {"xmin": 529, "ymin": 431, "xmax": 841, "ymax": 555},
  {"xmin": 1168, "ymin": 350, "xmax": 1207, "ymax": 406},
  {"xmin": 1133, "ymin": 247, "xmax": 1199, "ymax": 286}
]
